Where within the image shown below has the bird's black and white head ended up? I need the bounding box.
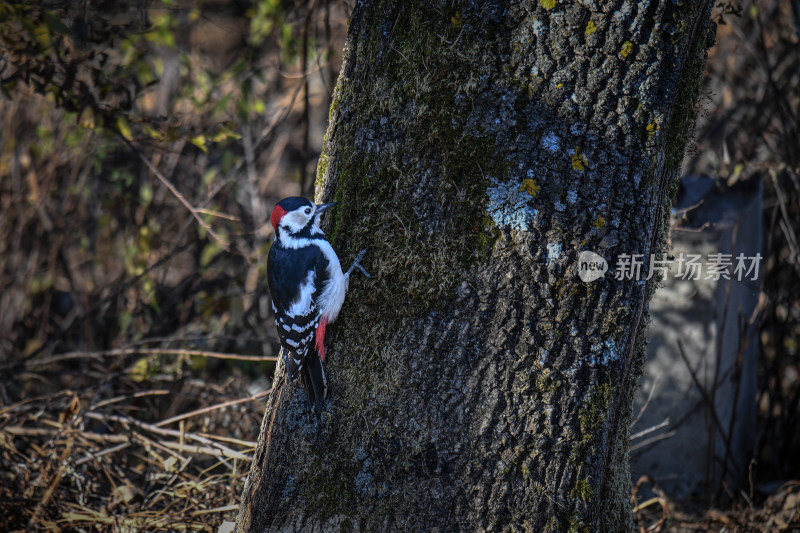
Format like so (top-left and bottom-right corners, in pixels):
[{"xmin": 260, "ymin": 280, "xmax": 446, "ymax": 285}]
[{"xmin": 270, "ymin": 197, "xmax": 336, "ymax": 242}]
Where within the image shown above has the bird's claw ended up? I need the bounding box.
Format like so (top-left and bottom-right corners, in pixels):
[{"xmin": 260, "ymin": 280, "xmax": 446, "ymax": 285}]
[
  {"xmin": 353, "ymin": 263, "xmax": 372, "ymax": 279},
  {"xmin": 347, "ymin": 247, "xmax": 372, "ymax": 279}
]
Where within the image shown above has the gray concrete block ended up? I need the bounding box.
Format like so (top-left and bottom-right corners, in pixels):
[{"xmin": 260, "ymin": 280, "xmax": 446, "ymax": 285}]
[{"xmin": 631, "ymin": 176, "xmax": 762, "ymax": 501}]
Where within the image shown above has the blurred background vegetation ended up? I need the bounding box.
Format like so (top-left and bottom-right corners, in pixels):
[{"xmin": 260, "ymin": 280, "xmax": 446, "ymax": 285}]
[{"xmin": 0, "ymin": 0, "xmax": 797, "ymax": 530}]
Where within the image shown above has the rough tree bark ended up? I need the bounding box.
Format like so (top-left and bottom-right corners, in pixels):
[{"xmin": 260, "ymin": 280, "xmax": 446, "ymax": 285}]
[{"xmin": 237, "ymin": 1, "xmax": 714, "ymax": 531}]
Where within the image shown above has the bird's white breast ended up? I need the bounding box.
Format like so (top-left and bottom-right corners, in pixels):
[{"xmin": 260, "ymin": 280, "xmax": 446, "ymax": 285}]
[
  {"xmin": 289, "ymin": 270, "xmax": 316, "ymax": 317},
  {"xmin": 314, "ymin": 239, "xmax": 347, "ymax": 323}
]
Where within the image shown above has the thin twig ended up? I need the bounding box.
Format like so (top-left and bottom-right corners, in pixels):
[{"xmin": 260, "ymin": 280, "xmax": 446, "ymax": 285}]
[
  {"xmin": 677, "ymin": 340, "xmax": 730, "ymax": 447},
  {"xmin": 715, "ymin": 311, "xmax": 757, "ymax": 501},
  {"xmin": 278, "ymin": 60, "xmax": 340, "ymax": 79},
  {"xmin": 300, "ymin": 0, "xmax": 320, "ymax": 196},
  {"xmin": 19, "ymin": 347, "xmax": 277, "ymax": 369},
  {"xmin": 632, "ymin": 372, "xmax": 663, "ymax": 429},
  {"xmin": 191, "ymin": 504, "xmax": 239, "ymax": 516},
  {"xmin": 196, "ymin": 432, "xmax": 257, "ymax": 449},
  {"xmin": 631, "ymin": 475, "xmax": 670, "ymax": 533},
  {"xmin": 630, "ymin": 418, "xmax": 671, "ymax": 441},
  {"xmin": 0, "ymin": 391, "xmax": 73, "ymax": 416},
  {"xmin": 90, "ymin": 389, "xmax": 171, "ymax": 410},
  {"xmin": 159, "ymin": 441, "xmax": 249, "ymax": 460},
  {"xmin": 2, "ymin": 426, "xmax": 127, "ymax": 443},
  {"xmin": 26, "ymin": 432, "xmax": 75, "ymax": 532},
  {"xmin": 85, "ymin": 412, "xmax": 251, "ymax": 461},
  {"xmin": 629, "ymin": 430, "xmax": 677, "ymax": 453},
  {"xmin": 156, "ymin": 389, "xmax": 271, "ymax": 427},
  {"xmin": 194, "ymin": 208, "xmax": 241, "ymax": 221},
  {"xmin": 74, "ymin": 442, "xmax": 130, "ymax": 466},
  {"xmin": 225, "ymin": 72, "xmax": 306, "ymax": 185},
  {"xmin": 123, "ymin": 137, "xmax": 230, "ymax": 250}
]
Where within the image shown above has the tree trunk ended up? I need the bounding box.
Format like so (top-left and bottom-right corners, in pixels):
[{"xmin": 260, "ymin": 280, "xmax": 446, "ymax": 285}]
[{"xmin": 236, "ymin": 1, "xmax": 714, "ymax": 531}]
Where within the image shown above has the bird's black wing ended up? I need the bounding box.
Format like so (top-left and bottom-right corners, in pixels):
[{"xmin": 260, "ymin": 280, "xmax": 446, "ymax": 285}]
[{"xmin": 267, "ymin": 243, "xmax": 330, "ymax": 413}]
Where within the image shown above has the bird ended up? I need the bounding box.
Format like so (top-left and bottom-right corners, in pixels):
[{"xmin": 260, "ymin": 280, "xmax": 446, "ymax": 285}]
[{"xmin": 267, "ymin": 197, "xmax": 370, "ymax": 415}]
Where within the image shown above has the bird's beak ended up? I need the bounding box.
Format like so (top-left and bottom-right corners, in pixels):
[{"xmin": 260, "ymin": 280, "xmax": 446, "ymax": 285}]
[{"xmin": 314, "ymin": 202, "xmax": 337, "ymax": 214}]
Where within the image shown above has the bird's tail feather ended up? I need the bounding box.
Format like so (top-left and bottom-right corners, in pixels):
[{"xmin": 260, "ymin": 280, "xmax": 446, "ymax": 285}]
[
  {"xmin": 301, "ymin": 354, "xmax": 327, "ymax": 416},
  {"xmin": 300, "ymin": 363, "xmax": 315, "ymax": 414}
]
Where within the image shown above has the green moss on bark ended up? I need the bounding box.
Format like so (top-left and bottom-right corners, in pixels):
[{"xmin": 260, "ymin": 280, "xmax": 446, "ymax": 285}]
[{"xmin": 290, "ymin": 6, "xmax": 520, "ymax": 522}]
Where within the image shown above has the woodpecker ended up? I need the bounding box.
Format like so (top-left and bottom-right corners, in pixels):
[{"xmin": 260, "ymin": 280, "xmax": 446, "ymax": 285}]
[{"xmin": 267, "ymin": 197, "xmax": 370, "ymax": 415}]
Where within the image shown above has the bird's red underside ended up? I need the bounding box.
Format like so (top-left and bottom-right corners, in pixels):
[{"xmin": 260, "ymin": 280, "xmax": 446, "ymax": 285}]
[{"xmin": 315, "ymin": 317, "xmax": 328, "ymax": 362}]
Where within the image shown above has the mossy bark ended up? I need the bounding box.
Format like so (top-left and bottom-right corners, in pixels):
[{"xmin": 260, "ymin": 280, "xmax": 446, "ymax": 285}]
[{"xmin": 236, "ymin": 1, "xmax": 714, "ymax": 531}]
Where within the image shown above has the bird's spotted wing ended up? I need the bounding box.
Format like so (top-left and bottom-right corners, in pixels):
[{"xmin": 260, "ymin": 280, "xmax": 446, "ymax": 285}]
[{"xmin": 267, "ymin": 244, "xmax": 329, "ymax": 381}]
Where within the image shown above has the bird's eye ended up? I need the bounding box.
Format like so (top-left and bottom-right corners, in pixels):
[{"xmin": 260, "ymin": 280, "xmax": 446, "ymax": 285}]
[{"xmin": 304, "ymin": 207, "xmax": 312, "ymax": 215}]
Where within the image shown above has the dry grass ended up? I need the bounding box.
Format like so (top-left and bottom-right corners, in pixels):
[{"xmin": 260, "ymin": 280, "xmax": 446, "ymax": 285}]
[{"xmin": 0, "ymin": 356, "xmax": 271, "ymax": 531}]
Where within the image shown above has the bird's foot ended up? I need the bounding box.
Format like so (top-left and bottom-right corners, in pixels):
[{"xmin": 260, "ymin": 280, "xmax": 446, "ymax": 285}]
[{"xmin": 346, "ymin": 247, "xmax": 372, "ymax": 279}]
